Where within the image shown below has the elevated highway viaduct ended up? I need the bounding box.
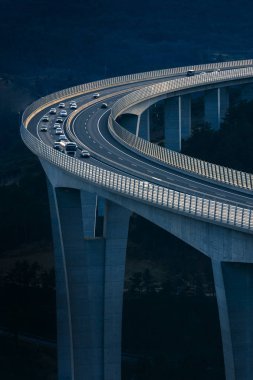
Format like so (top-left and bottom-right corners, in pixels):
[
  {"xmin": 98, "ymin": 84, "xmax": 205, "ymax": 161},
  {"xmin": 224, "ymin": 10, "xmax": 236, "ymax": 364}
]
[{"xmin": 21, "ymin": 60, "xmax": 253, "ymax": 380}]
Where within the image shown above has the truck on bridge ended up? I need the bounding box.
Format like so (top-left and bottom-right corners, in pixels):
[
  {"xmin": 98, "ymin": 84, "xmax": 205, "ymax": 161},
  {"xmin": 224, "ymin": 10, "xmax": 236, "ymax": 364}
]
[{"xmin": 53, "ymin": 141, "xmax": 77, "ymax": 156}]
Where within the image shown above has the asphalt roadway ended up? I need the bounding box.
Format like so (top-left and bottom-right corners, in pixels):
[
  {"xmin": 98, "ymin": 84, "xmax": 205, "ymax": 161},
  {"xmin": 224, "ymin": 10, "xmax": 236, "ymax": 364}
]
[{"xmin": 27, "ymin": 74, "xmax": 253, "ymax": 211}]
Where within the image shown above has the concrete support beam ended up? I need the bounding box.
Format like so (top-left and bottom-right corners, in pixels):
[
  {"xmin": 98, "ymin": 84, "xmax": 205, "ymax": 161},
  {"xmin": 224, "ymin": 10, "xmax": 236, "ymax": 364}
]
[
  {"xmin": 204, "ymin": 88, "xmax": 220, "ymax": 130},
  {"xmin": 181, "ymin": 94, "xmax": 191, "ymax": 140},
  {"xmin": 164, "ymin": 97, "xmax": 181, "ymax": 151},
  {"xmin": 80, "ymin": 190, "xmax": 97, "ymax": 238},
  {"xmin": 212, "ymin": 260, "xmax": 253, "ymax": 380},
  {"xmin": 103, "ymin": 201, "xmax": 131, "ymax": 379},
  {"xmin": 47, "ymin": 182, "xmax": 74, "ymax": 380},
  {"xmin": 47, "ymin": 183, "xmax": 130, "ymax": 380},
  {"xmin": 44, "ymin": 161, "xmax": 253, "ymax": 380},
  {"xmin": 136, "ymin": 108, "xmax": 150, "ymax": 141},
  {"xmin": 204, "ymin": 88, "xmax": 229, "ymax": 130},
  {"xmin": 220, "ymin": 87, "xmax": 229, "ymax": 122}
]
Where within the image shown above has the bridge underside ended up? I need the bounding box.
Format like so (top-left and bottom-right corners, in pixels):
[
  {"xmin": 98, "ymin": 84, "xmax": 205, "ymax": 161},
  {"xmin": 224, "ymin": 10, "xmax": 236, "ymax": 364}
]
[{"xmin": 42, "ymin": 159, "xmax": 253, "ymax": 380}]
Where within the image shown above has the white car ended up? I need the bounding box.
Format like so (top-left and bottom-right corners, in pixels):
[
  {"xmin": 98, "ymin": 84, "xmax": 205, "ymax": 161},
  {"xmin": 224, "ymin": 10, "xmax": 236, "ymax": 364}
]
[
  {"xmin": 40, "ymin": 126, "xmax": 48, "ymax": 132},
  {"xmin": 81, "ymin": 150, "xmax": 91, "ymax": 158},
  {"xmin": 55, "ymin": 128, "xmax": 63, "ymax": 135},
  {"xmin": 70, "ymin": 100, "xmax": 77, "ymax": 105},
  {"xmin": 59, "ymin": 102, "xmax": 65, "ymax": 108},
  {"xmin": 56, "ymin": 117, "xmax": 63, "ymax": 123},
  {"xmin": 49, "ymin": 108, "xmax": 57, "ymax": 114},
  {"xmin": 58, "ymin": 134, "xmax": 68, "ymax": 141},
  {"xmin": 60, "ymin": 110, "xmax": 68, "ymax": 117},
  {"xmin": 42, "ymin": 115, "xmax": 49, "ymax": 122},
  {"xmin": 186, "ymin": 70, "xmax": 195, "ymax": 77},
  {"xmin": 93, "ymin": 93, "xmax": 100, "ymax": 99},
  {"xmin": 70, "ymin": 104, "xmax": 77, "ymax": 110},
  {"xmin": 53, "ymin": 123, "xmax": 61, "ymax": 129}
]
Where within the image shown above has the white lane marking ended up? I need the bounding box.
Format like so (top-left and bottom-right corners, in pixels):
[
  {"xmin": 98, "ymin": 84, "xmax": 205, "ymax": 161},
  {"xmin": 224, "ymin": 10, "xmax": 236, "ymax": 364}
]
[
  {"xmin": 95, "ymin": 111, "xmax": 253, "ymax": 206},
  {"xmin": 65, "ymin": 88, "xmax": 253, "ymax": 209},
  {"xmin": 152, "ymin": 177, "xmax": 162, "ymax": 181}
]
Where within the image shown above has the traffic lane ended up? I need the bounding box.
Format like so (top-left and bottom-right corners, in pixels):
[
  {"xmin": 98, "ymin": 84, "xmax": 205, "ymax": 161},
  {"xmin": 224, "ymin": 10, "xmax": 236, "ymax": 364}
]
[
  {"xmin": 71, "ymin": 104, "xmax": 253, "ymax": 209},
  {"xmin": 27, "ymin": 72, "xmax": 186, "ymax": 137},
  {"xmin": 96, "ymin": 111, "xmax": 253, "ymax": 208},
  {"xmin": 27, "ymin": 72, "xmax": 253, "ymax": 209}
]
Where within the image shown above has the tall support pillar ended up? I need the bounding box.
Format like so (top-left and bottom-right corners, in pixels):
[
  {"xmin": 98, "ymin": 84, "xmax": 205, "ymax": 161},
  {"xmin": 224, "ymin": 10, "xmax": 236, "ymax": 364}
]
[
  {"xmin": 103, "ymin": 201, "xmax": 131, "ymax": 379},
  {"xmin": 212, "ymin": 259, "xmax": 253, "ymax": 380},
  {"xmin": 47, "ymin": 183, "xmax": 74, "ymax": 380},
  {"xmin": 164, "ymin": 96, "xmax": 181, "ymax": 151},
  {"xmin": 136, "ymin": 108, "xmax": 150, "ymax": 141},
  {"xmin": 204, "ymin": 88, "xmax": 229, "ymax": 130},
  {"xmin": 181, "ymin": 94, "xmax": 191, "ymax": 140},
  {"xmin": 220, "ymin": 87, "xmax": 229, "ymax": 122},
  {"xmin": 80, "ymin": 190, "xmax": 97, "ymax": 238},
  {"xmin": 205, "ymin": 89, "xmax": 220, "ymax": 130},
  {"xmin": 47, "ymin": 182, "xmax": 130, "ymax": 380}
]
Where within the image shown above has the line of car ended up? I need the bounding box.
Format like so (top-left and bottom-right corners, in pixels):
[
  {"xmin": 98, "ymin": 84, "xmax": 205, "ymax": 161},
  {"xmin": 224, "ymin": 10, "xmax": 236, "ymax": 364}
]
[
  {"xmin": 39, "ymin": 99, "xmax": 92, "ymax": 158},
  {"xmin": 39, "ymin": 93, "xmax": 109, "ymax": 156}
]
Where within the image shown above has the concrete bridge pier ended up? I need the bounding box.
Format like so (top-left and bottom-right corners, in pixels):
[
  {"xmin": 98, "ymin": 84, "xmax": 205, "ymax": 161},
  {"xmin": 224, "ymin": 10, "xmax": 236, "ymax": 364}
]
[
  {"xmin": 212, "ymin": 259, "xmax": 253, "ymax": 380},
  {"xmin": 47, "ymin": 182, "xmax": 130, "ymax": 380},
  {"xmin": 164, "ymin": 96, "xmax": 182, "ymax": 151},
  {"xmin": 220, "ymin": 88, "xmax": 230, "ymax": 121},
  {"xmin": 136, "ymin": 108, "xmax": 150, "ymax": 140},
  {"xmin": 181, "ymin": 94, "xmax": 191, "ymax": 140},
  {"xmin": 164, "ymin": 95, "xmax": 192, "ymax": 151},
  {"xmin": 204, "ymin": 88, "xmax": 229, "ymax": 130}
]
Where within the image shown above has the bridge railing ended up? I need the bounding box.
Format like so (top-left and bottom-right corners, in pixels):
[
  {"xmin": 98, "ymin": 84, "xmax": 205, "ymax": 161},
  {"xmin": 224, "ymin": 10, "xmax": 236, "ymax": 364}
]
[
  {"xmin": 21, "ymin": 123, "xmax": 253, "ymax": 233},
  {"xmin": 23, "ymin": 59, "xmax": 253, "ymax": 126},
  {"xmin": 109, "ymin": 67, "xmax": 253, "ymax": 191}
]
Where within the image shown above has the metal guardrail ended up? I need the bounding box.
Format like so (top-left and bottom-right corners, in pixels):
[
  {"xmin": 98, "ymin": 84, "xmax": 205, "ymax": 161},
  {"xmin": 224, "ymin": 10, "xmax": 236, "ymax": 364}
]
[
  {"xmin": 21, "ymin": 124, "xmax": 253, "ymax": 233},
  {"xmin": 109, "ymin": 67, "xmax": 253, "ymax": 191}
]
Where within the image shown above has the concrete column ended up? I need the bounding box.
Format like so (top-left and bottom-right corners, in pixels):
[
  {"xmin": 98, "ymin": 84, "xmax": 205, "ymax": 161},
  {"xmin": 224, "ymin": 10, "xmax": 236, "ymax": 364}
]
[
  {"xmin": 47, "ymin": 182, "xmax": 74, "ymax": 380},
  {"xmin": 164, "ymin": 96, "xmax": 181, "ymax": 151},
  {"xmin": 204, "ymin": 88, "xmax": 229, "ymax": 130},
  {"xmin": 81, "ymin": 190, "xmax": 97, "ymax": 238},
  {"xmin": 181, "ymin": 94, "xmax": 191, "ymax": 140},
  {"xmin": 220, "ymin": 87, "xmax": 229, "ymax": 122},
  {"xmin": 103, "ymin": 201, "xmax": 131, "ymax": 379},
  {"xmin": 204, "ymin": 88, "xmax": 220, "ymax": 130},
  {"xmin": 212, "ymin": 259, "xmax": 253, "ymax": 380},
  {"xmin": 47, "ymin": 183, "xmax": 130, "ymax": 380},
  {"xmin": 136, "ymin": 108, "xmax": 150, "ymax": 141}
]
